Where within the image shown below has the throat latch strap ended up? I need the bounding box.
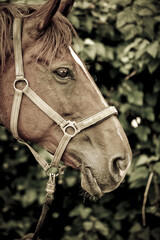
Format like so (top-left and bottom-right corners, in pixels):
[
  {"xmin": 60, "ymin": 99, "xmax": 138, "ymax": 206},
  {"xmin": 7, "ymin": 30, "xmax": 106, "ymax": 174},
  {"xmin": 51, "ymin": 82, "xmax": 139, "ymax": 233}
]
[{"xmin": 10, "ymin": 18, "xmax": 118, "ymax": 173}]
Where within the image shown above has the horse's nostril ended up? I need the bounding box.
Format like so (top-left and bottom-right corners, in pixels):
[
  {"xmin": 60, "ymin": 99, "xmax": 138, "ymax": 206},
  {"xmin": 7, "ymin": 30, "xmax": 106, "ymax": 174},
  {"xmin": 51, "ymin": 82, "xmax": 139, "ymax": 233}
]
[
  {"xmin": 116, "ymin": 159, "xmax": 127, "ymax": 170},
  {"xmin": 115, "ymin": 156, "xmax": 130, "ymax": 171}
]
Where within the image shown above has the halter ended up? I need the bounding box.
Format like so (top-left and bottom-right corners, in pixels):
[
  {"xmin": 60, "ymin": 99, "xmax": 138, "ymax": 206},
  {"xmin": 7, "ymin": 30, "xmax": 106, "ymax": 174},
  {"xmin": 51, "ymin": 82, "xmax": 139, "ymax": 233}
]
[
  {"xmin": 10, "ymin": 18, "xmax": 118, "ymax": 173},
  {"xmin": 10, "ymin": 18, "xmax": 118, "ymax": 239}
]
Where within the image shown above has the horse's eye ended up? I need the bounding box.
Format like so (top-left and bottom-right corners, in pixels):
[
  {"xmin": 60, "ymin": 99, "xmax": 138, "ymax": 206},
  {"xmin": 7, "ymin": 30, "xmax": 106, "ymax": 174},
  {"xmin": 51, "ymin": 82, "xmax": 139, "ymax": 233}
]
[{"xmin": 55, "ymin": 68, "xmax": 70, "ymax": 78}]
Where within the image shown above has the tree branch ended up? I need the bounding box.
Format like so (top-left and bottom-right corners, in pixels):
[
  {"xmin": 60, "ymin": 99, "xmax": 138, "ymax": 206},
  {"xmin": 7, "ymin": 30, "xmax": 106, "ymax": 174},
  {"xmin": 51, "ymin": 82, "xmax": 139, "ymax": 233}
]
[{"xmin": 142, "ymin": 171, "xmax": 154, "ymax": 227}]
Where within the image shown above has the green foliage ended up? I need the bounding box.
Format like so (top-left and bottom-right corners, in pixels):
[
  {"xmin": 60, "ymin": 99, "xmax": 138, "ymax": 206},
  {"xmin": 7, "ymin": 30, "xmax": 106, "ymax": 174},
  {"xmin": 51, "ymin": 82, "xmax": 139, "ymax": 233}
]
[{"xmin": 0, "ymin": 0, "xmax": 160, "ymax": 240}]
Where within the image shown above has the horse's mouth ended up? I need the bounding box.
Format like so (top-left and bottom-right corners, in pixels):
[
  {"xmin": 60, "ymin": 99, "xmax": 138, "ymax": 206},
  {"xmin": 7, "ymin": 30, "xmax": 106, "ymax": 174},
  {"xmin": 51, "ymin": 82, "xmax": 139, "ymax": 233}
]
[
  {"xmin": 81, "ymin": 166, "xmax": 125, "ymax": 198},
  {"xmin": 81, "ymin": 167, "xmax": 103, "ymax": 197},
  {"xmin": 63, "ymin": 153, "xmax": 103, "ymax": 197},
  {"xmin": 63, "ymin": 154, "xmax": 118, "ymax": 198}
]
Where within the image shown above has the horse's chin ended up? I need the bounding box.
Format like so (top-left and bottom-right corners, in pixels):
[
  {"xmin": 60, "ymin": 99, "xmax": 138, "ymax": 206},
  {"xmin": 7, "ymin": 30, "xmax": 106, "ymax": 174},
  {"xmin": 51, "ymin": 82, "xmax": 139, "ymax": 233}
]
[{"xmin": 81, "ymin": 168, "xmax": 103, "ymax": 197}]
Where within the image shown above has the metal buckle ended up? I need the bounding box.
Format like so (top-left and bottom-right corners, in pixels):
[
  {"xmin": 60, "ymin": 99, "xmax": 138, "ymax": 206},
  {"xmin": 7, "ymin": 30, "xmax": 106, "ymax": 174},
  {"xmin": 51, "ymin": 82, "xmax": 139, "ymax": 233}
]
[{"xmin": 61, "ymin": 121, "xmax": 80, "ymax": 137}]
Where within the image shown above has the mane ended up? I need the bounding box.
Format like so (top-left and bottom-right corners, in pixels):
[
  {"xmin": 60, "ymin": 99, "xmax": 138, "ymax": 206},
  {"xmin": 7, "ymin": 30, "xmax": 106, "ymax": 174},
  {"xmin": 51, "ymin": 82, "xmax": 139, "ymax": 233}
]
[{"xmin": 0, "ymin": 3, "xmax": 77, "ymax": 73}]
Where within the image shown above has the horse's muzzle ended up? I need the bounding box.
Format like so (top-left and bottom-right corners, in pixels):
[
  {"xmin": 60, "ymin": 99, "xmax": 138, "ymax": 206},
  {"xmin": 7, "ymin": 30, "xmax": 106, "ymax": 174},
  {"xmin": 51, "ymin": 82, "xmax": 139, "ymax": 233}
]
[{"xmin": 81, "ymin": 153, "xmax": 132, "ymax": 197}]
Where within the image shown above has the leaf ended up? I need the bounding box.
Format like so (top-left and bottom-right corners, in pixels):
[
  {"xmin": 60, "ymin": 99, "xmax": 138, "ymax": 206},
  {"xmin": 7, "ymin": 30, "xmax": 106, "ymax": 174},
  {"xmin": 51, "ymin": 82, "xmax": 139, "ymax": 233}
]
[
  {"xmin": 119, "ymin": 113, "xmax": 130, "ymax": 129},
  {"xmin": 85, "ymin": 16, "xmax": 93, "ymax": 33},
  {"xmin": 95, "ymin": 221, "xmax": 109, "ymax": 237},
  {"xmin": 84, "ymin": 45, "xmax": 96, "ymax": 60},
  {"xmin": 137, "ymin": 8, "xmax": 153, "ymax": 16},
  {"xmin": 124, "ymin": 38, "xmax": 142, "ymax": 53},
  {"xmin": 152, "ymin": 123, "xmax": 160, "ymax": 133},
  {"xmin": 84, "ymin": 39, "xmax": 96, "ymax": 60},
  {"xmin": 119, "ymin": 24, "xmax": 143, "ymax": 41},
  {"xmin": 135, "ymin": 125, "xmax": 151, "ymax": 142},
  {"xmin": 0, "ymin": 127, "xmax": 8, "ymax": 141},
  {"xmin": 95, "ymin": 42, "xmax": 106, "ymax": 59},
  {"xmin": 137, "ymin": 227, "xmax": 150, "ymax": 240},
  {"xmin": 69, "ymin": 15, "xmax": 80, "ymax": 29},
  {"xmin": 128, "ymin": 91, "xmax": 144, "ymax": 106},
  {"xmin": 136, "ymin": 154, "xmax": 159, "ymax": 166},
  {"xmin": 153, "ymin": 162, "xmax": 160, "ymax": 175},
  {"xmin": 151, "ymin": 228, "xmax": 160, "ymax": 240},
  {"xmin": 145, "ymin": 93, "xmax": 157, "ymax": 107},
  {"xmin": 129, "ymin": 166, "xmax": 149, "ymax": 182},
  {"xmin": 141, "ymin": 107, "xmax": 155, "ymax": 121},
  {"xmin": 120, "ymin": 63, "xmax": 133, "ymax": 75},
  {"xmin": 69, "ymin": 204, "xmax": 92, "ymax": 220},
  {"xmin": 111, "ymin": 221, "xmax": 121, "ymax": 231},
  {"xmin": 130, "ymin": 222, "xmax": 142, "ymax": 233},
  {"xmin": 65, "ymin": 176, "xmax": 77, "ymax": 187},
  {"xmin": 135, "ymin": 48, "xmax": 146, "ymax": 59},
  {"xmin": 115, "ymin": 208, "xmax": 128, "ymax": 220},
  {"xmin": 136, "ymin": 154, "xmax": 150, "ymax": 166},
  {"xmin": 147, "ymin": 41, "xmax": 159, "ymax": 58},
  {"xmin": 134, "ymin": 0, "xmax": 153, "ymax": 6},
  {"xmin": 148, "ymin": 60, "xmax": 159, "ymax": 74},
  {"xmin": 83, "ymin": 221, "xmax": 93, "ymax": 231},
  {"xmin": 21, "ymin": 189, "xmax": 37, "ymax": 207},
  {"xmin": 143, "ymin": 17, "xmax": 155, "ymax": 40},
  {"xmin": 129, "ymin": 179, "xmax": 148, "ymax": 188},
  {"xmin": 138, "ymin": 39, "xmax": 150, "ymax": 50},
  {"xmin": 84, "ymin": 38, "xmax": 95, "ymax": 45},
  {"xmin": 111, "ymin": 0, "xmax": 132, "ymax": 7},
  {"xmin": 120, "ymin": 103, "xmax": 130, "ymax": 113},
  {"xmin": 153, "ymin": 79, "xmax": 160, "ymax": 92},
  {"xmin": 154, "ymin": 16, "xmax": 160, "ymax": 22},
  {"xmin": 116, "ymin": 7, "xmax": 137, "ymax": 29}
]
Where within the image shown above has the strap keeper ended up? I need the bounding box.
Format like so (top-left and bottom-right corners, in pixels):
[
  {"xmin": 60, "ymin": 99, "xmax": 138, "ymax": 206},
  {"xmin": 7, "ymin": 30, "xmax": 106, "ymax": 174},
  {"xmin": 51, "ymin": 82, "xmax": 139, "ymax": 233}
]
[{"xmin": 44, "ymin": 163, "xmax": 52, "ymax": 172}]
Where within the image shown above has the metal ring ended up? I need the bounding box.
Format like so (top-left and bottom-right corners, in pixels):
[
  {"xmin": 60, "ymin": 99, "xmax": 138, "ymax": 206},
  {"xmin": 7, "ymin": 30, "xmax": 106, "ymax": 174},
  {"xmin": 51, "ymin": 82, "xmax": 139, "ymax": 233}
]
[
  {"xmin": 46, "ymin": 165, "xmax": 59, "ymax": 176},
  {"xmin": 13, "ymin": 78, "xmax": 29, "ymax": 92},
  {"xmin": 62, "ymin": 121, "xmax": 79, "ymax": 137}
]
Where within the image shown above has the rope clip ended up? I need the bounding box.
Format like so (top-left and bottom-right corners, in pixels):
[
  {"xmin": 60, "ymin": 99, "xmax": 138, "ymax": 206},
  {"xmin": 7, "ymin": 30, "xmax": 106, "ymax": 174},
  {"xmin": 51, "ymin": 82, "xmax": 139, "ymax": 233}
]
[{"xmin": 46, "ymin": 173, "xmax": 56, "ymax": 195}]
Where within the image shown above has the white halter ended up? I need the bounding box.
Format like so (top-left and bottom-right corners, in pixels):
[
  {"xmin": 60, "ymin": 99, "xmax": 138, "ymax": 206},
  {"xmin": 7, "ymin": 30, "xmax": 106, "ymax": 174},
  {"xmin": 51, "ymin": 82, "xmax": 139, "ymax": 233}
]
[{"xmin": 10, "ymin": 18, "xmax": 118, "ymax": 174}]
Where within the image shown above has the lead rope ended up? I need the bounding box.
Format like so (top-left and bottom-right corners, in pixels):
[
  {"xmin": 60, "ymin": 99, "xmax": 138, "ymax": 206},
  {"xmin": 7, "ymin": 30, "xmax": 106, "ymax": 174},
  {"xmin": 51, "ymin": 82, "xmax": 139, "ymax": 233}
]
[
  {"xmin": 31, "ymin": 167, "xmax": 66, "ymax": 240},
  {"xmin": 31, "ymin": 173, "xmax": 56, "ymax": 240},
  {"xmin": 22, "ymin": 167, "xmax": 66, "ymax": 240}
]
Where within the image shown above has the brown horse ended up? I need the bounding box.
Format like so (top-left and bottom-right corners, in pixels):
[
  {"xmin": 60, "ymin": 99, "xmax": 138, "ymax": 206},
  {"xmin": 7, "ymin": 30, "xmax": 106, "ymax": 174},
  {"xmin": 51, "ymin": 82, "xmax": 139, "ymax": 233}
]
[{"xmin": 0, "ymin": 0, "xmax": 132, "ymax": 198}]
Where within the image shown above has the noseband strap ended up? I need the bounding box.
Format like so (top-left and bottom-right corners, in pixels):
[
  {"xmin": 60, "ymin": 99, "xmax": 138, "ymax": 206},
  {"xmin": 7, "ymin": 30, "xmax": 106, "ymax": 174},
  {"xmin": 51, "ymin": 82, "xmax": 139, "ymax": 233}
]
[{"xmin": 10, "ymin": 18, "xmax": 118, "ymax": 173}]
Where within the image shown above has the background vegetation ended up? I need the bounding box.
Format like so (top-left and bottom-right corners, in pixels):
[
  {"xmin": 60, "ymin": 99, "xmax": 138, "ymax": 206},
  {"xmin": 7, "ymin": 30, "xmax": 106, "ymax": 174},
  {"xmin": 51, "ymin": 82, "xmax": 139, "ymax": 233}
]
[{"xmin": 0, "ymin": 0, "xmax": 160, "ymax": 239}]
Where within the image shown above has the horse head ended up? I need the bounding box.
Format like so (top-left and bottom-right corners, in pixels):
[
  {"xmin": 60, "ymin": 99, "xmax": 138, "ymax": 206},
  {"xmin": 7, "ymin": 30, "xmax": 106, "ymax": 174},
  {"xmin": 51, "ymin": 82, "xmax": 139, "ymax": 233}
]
[{"xmin": 0, "ymin": 0, "xmax": 132, "ymax": 197}]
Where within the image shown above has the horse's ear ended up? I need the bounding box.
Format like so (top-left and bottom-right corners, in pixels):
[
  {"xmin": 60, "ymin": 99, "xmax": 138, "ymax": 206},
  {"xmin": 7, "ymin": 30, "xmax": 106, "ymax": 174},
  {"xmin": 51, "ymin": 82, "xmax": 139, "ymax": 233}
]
[
  {"xmin": 38, "ymin": 0, "xmax": 61, "ymax": 31},
  {"xmin": 58, "ymin": 0, "xmax": 74, "ymax": 16}
]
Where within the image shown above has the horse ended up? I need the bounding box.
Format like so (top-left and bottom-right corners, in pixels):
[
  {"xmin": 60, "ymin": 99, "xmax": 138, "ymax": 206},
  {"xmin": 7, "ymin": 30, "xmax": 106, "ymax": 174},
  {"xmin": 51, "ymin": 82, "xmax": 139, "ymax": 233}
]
[{"xmin": 0, "ymin": 0, "xmax": 132, "ymax": 200}]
